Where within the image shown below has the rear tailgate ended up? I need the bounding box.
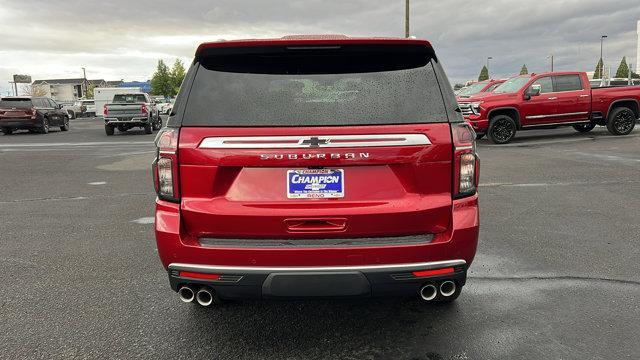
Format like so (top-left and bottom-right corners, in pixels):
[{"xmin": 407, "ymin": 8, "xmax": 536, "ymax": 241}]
[
  {"xmin": 178, "ymin": 124, "xmax": 452, "ymax": 239},
  {"xmin": 0, "ymin": 98, "xmax": 34, "ymax": 120},
  {"xmin": 173, "ymin": 41, "xmax": 456, "ymax": 245},
  {"xmin": 105, "ymin": 103, "xmax": 145, "ymax": 117}
]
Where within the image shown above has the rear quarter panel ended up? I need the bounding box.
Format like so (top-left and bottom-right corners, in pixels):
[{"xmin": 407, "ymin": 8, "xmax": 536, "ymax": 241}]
[{"xmin": 591, "ymin": 86, "xmax": 640, "ymax": 117}]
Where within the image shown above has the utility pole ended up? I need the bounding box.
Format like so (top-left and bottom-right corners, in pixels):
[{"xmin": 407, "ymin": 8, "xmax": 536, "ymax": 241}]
[
  {"xmin": 600, "ymin": 35, "xmax": 607, "ymax": 77},
  {"xmin": 486, "ymin": 57, "xmax": 493, "ymax": 77},
  {"xmin": 405, "ymin": 0, "xmax": 410, "ymax": 38},
  {"xmin": 9, "ymin": 81, "xmax": 17, "ymax": 96},
  {"xmin": 82, "ymin": 67, "xmax": 87, "ymax": 98},
  {"xmin": 547, "ymin": 54, "xmax": 554, "ymax": 72}
]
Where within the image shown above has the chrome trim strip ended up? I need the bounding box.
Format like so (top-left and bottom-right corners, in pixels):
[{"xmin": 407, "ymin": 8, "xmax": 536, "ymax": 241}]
[
  {"xmin": 198, "ymin": 134, "xmax": 431, "ymax": 149},
  {"xmin": 525, "ymin": 111, "xmax": 589, "ymax": 120},
  {"xmin": 168, "ymin": 259, "xmax": 466, "ymax": 274},
  {"xmin": 522, "ymin": 120, "xmax": 591, "ymax": 128}
]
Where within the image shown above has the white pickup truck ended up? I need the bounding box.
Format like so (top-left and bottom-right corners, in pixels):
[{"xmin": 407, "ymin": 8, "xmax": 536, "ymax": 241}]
[{"xmin": 103, "ymin": 93, "xmax": 162, "ymax": 135}]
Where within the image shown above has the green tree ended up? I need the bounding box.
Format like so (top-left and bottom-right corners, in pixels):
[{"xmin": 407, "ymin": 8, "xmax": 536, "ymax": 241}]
[
  {"xmin": 85, "ymin": 84, "xmax": 96, "ymax": 99},
  {"xmin": 150, "ymin": 60, "xmax": 173, "ymax": 97},
  {"xmin": 615, "ymin": 57, "xmax": 630, "ymax": 78},
  {"xmin": 478, "ymin": 65, "xmax": 489, "ymax": 81},
  {"xmin": 519, "ymin": 64, "xmax": 528, "ymax": 75},
  {"xmin": 593, "ymin": 58, "xmax": 604, "ymax": 79},
  {"xmin": 170, "ymin": 59, "xmax": 186, "ymax": 95}
]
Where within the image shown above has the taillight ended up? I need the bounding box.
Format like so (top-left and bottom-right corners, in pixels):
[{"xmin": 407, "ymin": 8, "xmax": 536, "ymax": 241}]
[
  {"xmin": 452, "ymin": 122, "xmax": 479, "ymax": 198},
  {"xmin": 152, "ymin": 128, "xmax": 180, "ymax": 202},
  {"xmin": 103, "ymin": 104, "xmax": 108, "ymax": 116},
  {"xmin": 141, "ymin": 104, "xmax": 148, "ymax": 115}
]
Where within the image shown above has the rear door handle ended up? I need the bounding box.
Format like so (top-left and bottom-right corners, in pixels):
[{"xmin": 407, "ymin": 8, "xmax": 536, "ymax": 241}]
[
  {"xmin": 285, "ymin": 218, "xmax": 347, "ymax": 233},
  {"xmin": 580, "ymin": 94, "xmax": 590, "ymax": 97},
  {"xmin": 547, "ymin": 97, "xmax": 558, "ymax": 100}
]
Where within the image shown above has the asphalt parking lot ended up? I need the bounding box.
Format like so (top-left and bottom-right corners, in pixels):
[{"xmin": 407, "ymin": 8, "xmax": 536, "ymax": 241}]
[{"xmin": 1, "ymin": 117, "xmax": 639, "ymax": 359}]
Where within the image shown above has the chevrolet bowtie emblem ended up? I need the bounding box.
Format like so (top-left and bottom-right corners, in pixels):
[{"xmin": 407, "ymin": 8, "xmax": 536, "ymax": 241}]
[{"xmin": 299, "ymin": 137, "xmax": 330, "ymax": 147}]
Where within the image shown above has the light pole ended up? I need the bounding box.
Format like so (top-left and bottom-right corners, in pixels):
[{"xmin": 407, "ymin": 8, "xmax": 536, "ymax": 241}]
[
  {"xmin": 405, "ymin": 0, "xmax": 410, "ymax": 38},
  {"xmin": 546, "ymin": 54, "xmax": 554, "ymax": 72},
  {"xmin": 599, "ymin": 35, "xmax": 607, "ymax": 77},
  {"xmin": 82, "ymin": 67, "xmax": 87, "ymax": 98},
  {"xmin": 486, "ymin": 57, "xmax": 493, "ymax": 77}
]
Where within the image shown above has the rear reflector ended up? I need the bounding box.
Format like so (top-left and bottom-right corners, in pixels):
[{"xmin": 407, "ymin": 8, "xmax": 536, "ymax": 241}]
[
  {"xmin": 178, "ymin": 271, "xmax": 220, "ymax": 280},
  {"xmin": 412, "ymin": 267, "xmax": 454, "ymax": 277}
]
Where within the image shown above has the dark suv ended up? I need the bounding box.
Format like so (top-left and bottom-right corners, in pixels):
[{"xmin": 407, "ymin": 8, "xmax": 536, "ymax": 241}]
[
  {"xmin": 0, "ymin": 97, "xmax": 70, "ymax": 134},
  {"xmin": 153, "ymin": 36, "xmax": 480, "ymax": 306}
]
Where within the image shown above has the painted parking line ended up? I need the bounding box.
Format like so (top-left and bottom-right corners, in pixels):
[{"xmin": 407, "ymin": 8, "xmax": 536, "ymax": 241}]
[
  {"xmin": 481, "ymin": 179, "xmax": 640, "ymax": 188},
  {"xmin": 0, "ymin": 141, "xmax": 152, "ymax": 148},
  {"xmin": 132, "ymin": 217, "xmax": 155, "ymax": 224},
  {"xmin": 481, "ymin": 132, "xmax": 640, "ymax": 148}
]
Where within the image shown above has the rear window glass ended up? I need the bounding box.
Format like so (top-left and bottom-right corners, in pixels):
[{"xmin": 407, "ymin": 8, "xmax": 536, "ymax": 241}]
[
  {"xmin": 554, "ymin": 75, "xmax": 583, "ymax": 92},
  {"xmin": 0, "ymin": 98, "xmax": 32, "ymax": 108},
  {"xmin": 113, "ymin": 94, "xmax": 146, "ymax": 103},
  {"xmin": 182, "ymin": 45, "xmax": 447, "ymax": 126}
]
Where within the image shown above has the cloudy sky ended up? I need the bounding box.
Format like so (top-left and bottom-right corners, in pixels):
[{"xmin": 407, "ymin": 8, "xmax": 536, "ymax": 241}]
[{"xmin": 1, "ymin": 0, "xmax": 639, "ymax": 95}]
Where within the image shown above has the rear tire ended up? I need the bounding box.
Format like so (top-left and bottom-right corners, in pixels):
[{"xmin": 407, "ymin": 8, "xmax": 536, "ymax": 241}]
[
  {"xmin": 144, "ymin": 123, "xmax": 152, "ymax": 134},
  {"xmin": 152, "ymin": 116, "xmax": 162, "ymax": 131},
  {"xmin": 606, "ymin": 107, "xmax": 636, "ymax": 135},
  {"xmin": 105, "ymin": 124, "xmax": 115, "ymax": 136},
  {"xmin": 39, "ymin": 118, "xmax": 50, "ymax": 134},
  {"xmin": 487, "ymin": 115, "xmax": 517, "ymax": 144},
  {"xmin": 1, "ymin": 127, "xmax": 13, "ymax": 135},
  {"xmin": 67, "ymin": 110, "xmax": 76, "ymax": 119},
  {"xmin": 572, "ymin": 123, "xmax": 596, "ymax": 133},
  {"xmin": 60, "ymin": 117, "xmax": 70, "ymax": 131}
]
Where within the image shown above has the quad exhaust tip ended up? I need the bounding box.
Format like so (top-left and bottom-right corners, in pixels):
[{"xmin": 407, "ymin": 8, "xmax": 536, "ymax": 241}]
[
  {"xmin": 196, "ymin": 287, "xmax": 215, "ymax": 306},
  {"xmin": 178, "ymin": 286, "xmax": 195, "ymax": 303},
  {"xmin": 419, "ymin": 284, "xmax": 438, "ymax": 301},
  {"xmin": 440, "ymin": 280, "xmax": 456, "ymax": 297}
]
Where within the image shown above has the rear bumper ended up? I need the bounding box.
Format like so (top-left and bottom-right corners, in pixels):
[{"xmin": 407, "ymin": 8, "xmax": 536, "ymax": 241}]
[
  {"xmin": 0, "ymin": 118, "xmax": 39, "ymax": 128},
  {"xmin": 104, "ymin": 117, "xmax": 149, "ymax": 125},
  {"xmin": 168, "ymin": 260, "xmax": 467, "ymax": 299},
  {"xmin": 155, "ymin": 194, "xmax": 479, "ymax": 298}
]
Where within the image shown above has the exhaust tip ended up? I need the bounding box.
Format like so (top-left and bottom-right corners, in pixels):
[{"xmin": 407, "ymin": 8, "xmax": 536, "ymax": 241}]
[
  {"xmin": 196, "ymin": 287, "xmax": 214, "ymax": 307},
  {"xmin": 178, "ymin": 286, "xmax": 195, "ymax": 303},
  {"xmin": 440, "ymin": 281, "xmax": 456, "ymax": 297},
  {"xmin": 419, "ymin": 284, "xmax": 438, "ymax": 301}
]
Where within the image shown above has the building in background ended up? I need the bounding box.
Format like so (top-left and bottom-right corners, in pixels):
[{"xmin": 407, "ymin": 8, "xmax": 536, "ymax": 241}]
[
  {"xmin": 118, "ymin": 81, "xmax": 151, "ymax": 93},
  {"xmin": 32, "ymin": 78, "xmax": 108, "ymax": 102}
]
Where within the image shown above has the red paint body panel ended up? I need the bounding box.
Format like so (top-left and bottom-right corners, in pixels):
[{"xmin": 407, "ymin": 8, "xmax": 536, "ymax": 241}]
[
  {"xmin": 460, "ymin": 71, "xmax": 640, "ymax": 133},
  {"xmin": 178, "ymin": 124, "xmax": 454, "ymax": 239},
  {"xmin": 155, "ymin": 194, "xmax": 478, "ymax": 268}
]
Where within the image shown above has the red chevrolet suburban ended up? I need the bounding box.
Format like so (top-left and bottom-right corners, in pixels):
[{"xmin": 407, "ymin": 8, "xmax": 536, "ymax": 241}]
[
  {"xmin": 458, "ymin": 72, "xmax": 639, "ymax": 143},
  {"xmin": 152, "ymin": 36, "xmax": 480, "ymax": 306}
]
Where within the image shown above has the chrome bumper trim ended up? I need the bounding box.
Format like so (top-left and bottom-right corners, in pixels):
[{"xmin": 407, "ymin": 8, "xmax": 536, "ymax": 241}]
[{"xmin": 168, "ymin": 259, "xmax": 466, "ymax": 274}]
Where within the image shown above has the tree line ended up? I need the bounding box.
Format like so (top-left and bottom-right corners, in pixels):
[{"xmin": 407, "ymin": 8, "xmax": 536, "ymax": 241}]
[
  {"xmin": 477, "ymin": 57, "xmax": 639, "ymax": 81},
  {"xmin": 150, "ymin": 59, "xmax": 187, "ymax": 97}
]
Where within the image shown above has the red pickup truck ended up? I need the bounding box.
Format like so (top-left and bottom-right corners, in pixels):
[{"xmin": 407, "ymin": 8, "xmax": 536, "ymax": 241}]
[
  {"xmin": 455, "ymin": 79, "xmax": 505, "ymax": 100},
  {"xmin": 153, "ymin": 36, "xmax": 479, "ymax": 306},
  {"xmin": 458, "ymin": 72, "xmax": 639, "ymax": 143}
]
